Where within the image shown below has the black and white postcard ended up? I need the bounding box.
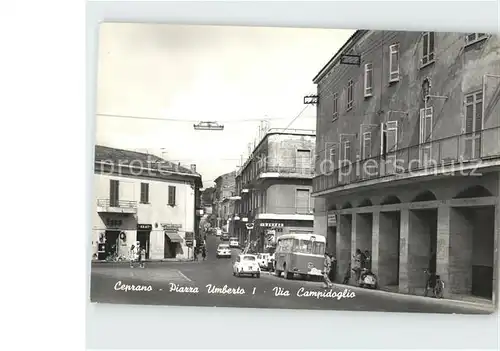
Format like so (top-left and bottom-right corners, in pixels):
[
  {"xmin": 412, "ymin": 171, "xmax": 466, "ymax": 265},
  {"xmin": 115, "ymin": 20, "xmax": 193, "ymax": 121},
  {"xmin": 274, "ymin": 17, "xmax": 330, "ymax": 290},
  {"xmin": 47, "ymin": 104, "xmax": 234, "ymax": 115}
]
[{"xmin": 90, "ymin": 23, "xmax": 499, "ymax": 314}]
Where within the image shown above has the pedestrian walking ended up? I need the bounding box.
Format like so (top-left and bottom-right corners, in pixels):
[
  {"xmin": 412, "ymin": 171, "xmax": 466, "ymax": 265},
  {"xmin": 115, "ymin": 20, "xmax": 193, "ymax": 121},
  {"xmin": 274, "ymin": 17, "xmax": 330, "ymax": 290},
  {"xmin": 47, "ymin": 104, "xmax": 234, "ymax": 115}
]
[
  {"xmin": 364, "ymin": 250, "xmax": 371, "ymax": 271},
  {"xmin": 202, "ymin": 246, "xmax": 207, "ymax": 260},
  {"xmin": 323, "ymin": 253, "xmax": 333, "ymax": 289},
  {"xmin": 352, "ymin": 249, "xmax": 363, "ymax": 282},
  {"xmin": 129, "ymin": 244, "xmax": 138, "ymax": 268},
  {"xmin": 193, "ymin": 246, "xmax": 198, "ymax": 261},
  {"xmin": 138, "ymin": 246, "xmax": 146, "ymax": 268}
]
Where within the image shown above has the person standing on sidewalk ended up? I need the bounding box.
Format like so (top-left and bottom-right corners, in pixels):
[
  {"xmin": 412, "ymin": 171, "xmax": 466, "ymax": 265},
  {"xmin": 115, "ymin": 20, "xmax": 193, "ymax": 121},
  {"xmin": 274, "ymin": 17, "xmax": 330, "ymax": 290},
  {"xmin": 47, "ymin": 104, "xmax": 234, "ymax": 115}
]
[
  {"xmin": 202, "ymin": 246, "xmax": 207, "ymax": 261},
  {"xmin": 323, "ymin": 253, "xmax": 333, "ymax": 289}
]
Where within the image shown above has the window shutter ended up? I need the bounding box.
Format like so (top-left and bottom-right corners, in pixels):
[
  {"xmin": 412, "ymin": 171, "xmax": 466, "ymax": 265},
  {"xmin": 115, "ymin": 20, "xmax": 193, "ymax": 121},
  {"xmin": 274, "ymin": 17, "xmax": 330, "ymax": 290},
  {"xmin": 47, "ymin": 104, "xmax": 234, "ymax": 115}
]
[
  {"xmin": 423, "ymin": 33, "xmax": 428, "ymax": 58},
  {"xmin": 362, "ymin": 132, "xmax": 372, "ymax": 158},
  {"xmin": 465, "ymin": 102, "xmax": 474, "ymax": 133},
  {"xmin": 475, "ymin": 93, "xmax": 483, "ymax": 132}
]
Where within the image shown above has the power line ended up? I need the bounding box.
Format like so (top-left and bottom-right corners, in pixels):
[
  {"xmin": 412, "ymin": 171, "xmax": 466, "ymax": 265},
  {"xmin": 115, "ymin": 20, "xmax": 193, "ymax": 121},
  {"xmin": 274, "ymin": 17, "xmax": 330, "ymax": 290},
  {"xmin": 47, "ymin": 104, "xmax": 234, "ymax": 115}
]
[{"xmin": 97, "ymin": 113, "xmax": 315, "ymax": 123}]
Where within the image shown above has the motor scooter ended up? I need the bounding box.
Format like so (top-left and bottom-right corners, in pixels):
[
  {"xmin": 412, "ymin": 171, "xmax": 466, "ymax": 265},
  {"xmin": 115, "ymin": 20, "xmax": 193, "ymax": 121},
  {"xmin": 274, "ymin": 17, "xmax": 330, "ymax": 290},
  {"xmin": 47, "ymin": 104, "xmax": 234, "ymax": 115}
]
[{"xmin": 358, "ymin": 268, "xmax": 378, "ymax": 289}]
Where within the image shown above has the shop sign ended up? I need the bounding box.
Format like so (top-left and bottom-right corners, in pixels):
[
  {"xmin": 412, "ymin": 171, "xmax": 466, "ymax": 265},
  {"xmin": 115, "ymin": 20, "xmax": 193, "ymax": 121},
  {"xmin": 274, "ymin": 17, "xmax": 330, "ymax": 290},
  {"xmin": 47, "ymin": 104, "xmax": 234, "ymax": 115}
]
[
  {"xmin": 260, "ymin": 222, "xmax": 284, "ymax": 227},
  {"xmin": 185, "ymin": 231, "xmax": 194, "ymax": 246},
  {"xmin": 162, "ymin": 223, "xmax": 182, "ymax": 232},
  {"xmin": 137, "ymin": 224, "xmax": 152, "ymax": 231},
  {"xmin": 327, "ymin": 212, "xmax": 337, "ymax": 226}
]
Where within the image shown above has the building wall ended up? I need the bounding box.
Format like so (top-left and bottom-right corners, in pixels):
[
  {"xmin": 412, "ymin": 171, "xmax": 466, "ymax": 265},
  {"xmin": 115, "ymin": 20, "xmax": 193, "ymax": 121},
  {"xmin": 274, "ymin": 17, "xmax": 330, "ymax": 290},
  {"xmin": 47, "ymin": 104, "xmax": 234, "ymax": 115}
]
[
  {"xmin": 315, "ymin": 31, "xmax": 500, "ymax": 179},
  {"xmin": 92, "ymin": 172, "xmax": 196, "ymax": 260},
  {"xmin": 265, "ymin": 183, "xmax": 314, "ymax": 214},
  {"xmin": 267, "ymin": 134, "xmax": 316, "ymax": 169}
]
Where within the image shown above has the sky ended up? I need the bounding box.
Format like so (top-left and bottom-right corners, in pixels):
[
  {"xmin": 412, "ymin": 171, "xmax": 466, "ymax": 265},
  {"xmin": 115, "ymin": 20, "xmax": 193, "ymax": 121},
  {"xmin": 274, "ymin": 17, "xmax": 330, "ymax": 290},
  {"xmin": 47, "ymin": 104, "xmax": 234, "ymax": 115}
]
[{"xmin": 95, "ymin": 23, "xmax": 354, "ymax": 188}]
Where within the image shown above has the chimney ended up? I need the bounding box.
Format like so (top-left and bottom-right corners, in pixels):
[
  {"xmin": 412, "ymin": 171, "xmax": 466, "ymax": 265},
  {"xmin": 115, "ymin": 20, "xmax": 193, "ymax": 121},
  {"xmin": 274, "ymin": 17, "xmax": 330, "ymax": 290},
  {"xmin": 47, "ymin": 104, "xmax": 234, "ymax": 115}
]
[{"xmin": 190, "ymin": 164, "xmax": 197, "ymax": 173}]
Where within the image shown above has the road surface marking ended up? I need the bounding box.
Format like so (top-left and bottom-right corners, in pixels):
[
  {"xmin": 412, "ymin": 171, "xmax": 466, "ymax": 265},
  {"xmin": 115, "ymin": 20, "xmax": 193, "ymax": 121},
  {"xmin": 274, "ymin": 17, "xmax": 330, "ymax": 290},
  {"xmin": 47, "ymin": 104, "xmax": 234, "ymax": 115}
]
[{"xmin": 176, "ymin": 270, "xmax": 193, "ymax": 282}]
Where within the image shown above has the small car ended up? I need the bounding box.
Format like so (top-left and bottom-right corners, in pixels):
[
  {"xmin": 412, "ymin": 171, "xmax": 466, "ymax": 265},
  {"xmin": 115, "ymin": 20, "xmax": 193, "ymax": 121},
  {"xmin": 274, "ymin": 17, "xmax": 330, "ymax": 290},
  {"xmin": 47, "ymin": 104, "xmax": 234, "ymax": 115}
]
[
  {"xmin": 256, "ymin": 253, "xmax": 270, "ymax": 270},
  {"xmin": 229, "ymin": 237, "xmax": 239, "ymax": 248},
  {"xmin": 221, "ymin": 233, "xmax": 230, "ymax": 241},
  {"xmin": 216, "ymin": 244, "xmax": 231, "ymax": 258},
  {"xmin": 233, "ymin": 254, "xmax": 260, "ymax": 278}
]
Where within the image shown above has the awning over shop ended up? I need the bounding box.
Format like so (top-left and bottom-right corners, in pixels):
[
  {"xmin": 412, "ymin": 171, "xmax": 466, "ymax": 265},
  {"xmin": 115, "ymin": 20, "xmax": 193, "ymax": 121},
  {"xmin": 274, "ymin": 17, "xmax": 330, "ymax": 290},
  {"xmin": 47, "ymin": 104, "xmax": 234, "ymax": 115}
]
[{"xmin": 165, "ymin": 231, "xmax": 183, "ymax": 243}]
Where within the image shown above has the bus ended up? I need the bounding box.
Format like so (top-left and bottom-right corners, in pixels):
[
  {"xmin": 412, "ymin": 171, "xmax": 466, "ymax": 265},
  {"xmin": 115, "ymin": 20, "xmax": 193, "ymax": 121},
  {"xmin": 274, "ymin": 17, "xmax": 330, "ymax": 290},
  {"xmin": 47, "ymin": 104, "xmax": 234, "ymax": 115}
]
[{"xmin": 274, "ymin": 233, "xmax": 326, "ymax": 280}]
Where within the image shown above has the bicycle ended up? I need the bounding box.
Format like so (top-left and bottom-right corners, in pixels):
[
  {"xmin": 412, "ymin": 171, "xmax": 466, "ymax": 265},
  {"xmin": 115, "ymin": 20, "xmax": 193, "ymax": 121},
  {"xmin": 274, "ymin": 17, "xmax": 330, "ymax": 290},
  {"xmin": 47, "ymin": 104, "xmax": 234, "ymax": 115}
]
[{"xmin": 424, "ymin": 269, "xmax": 444, "ymax": 298}]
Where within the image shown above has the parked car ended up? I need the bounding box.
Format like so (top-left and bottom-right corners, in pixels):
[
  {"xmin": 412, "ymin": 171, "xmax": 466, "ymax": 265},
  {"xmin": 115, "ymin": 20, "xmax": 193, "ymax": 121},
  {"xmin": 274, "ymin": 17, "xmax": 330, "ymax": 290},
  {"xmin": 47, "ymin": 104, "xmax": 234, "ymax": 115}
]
[
  {"xmin": 216, "ymin": 228, "xmax": 222, "ymax": 236},
  {"xmin": 257, "ymin": 253, "xmax": 271, "ymax": 270},
  {"xmin": 216, "ymin": 244, "xmax": 231, "ymax": 258},
  {"xmin": 229, "ymin": 237, "xmax": 239, "ymax": 248},
  {"xmin": 221, "ymin": 233, "xmax": 230, "ymax": 241},
  {"xmin": 233, "ymin": 254, "xmax": 260, "ymax": 278}
]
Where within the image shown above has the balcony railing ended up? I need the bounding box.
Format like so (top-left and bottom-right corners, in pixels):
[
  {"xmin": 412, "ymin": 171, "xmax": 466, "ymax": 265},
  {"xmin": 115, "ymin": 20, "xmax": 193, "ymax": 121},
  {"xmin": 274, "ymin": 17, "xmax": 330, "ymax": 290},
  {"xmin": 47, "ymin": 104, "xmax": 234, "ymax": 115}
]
[
  {"xmin": 255, "ymin": 206, "xmax": 314, "ymax": 215},
  {"xmin": 257, "ymin": 164, "xmax": 315, "ymax": 176},
  {"xmin": 313, "ymin": 127, "xmax": 500, "ymax": 194},
  {"xmin": 96, "ymin": 199, "xmax": 138, "ymax": 213}
]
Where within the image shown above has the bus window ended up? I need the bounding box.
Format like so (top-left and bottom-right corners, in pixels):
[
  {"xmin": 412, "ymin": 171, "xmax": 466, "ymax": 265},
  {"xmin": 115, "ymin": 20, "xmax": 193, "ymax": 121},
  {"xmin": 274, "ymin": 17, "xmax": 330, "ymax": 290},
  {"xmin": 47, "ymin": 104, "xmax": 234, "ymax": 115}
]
[{"xmin": 293, "ymin": 239, "xmax": 325, "ymax": 255}]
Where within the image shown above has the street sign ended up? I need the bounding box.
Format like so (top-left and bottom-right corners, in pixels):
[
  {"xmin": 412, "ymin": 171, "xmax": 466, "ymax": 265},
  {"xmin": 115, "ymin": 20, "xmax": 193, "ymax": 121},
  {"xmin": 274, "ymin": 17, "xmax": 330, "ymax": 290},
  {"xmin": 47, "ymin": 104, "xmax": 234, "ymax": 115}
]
[{"xmin": 246, "ymin": 223, "xmax": 254, "ymax": 230}]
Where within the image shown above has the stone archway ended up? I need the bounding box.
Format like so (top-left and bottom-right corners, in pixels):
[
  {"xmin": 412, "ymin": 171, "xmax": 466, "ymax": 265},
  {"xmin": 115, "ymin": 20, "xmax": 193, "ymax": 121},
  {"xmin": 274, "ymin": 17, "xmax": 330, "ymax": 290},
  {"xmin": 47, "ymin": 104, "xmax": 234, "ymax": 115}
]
[
  {"xmin": 454, "ymin": 185, "xmax": 493, "ymax": 199},
  {"xmin": 411, "ymin": 190, "xmax": 437, "ymax": 202},
  {"xmin": 358, "ymin": 198, "xmax": 373, "ymax": 207},
  {"xmin": 380, "ymin": 195, "xmax": 401, "ymax": 205}
]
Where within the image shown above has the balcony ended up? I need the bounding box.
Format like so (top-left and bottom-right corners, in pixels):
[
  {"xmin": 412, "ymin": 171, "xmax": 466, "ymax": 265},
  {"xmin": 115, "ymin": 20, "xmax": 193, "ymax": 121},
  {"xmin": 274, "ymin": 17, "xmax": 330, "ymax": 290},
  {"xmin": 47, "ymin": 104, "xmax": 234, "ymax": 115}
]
[
  {"xmin": 255, "ymin": 206, "xmax": 314, "ymax": 221},
  {"xmin": 313, "ymin": 127, "xmax": 500, "ymax": 195},
  {"xmin": 256, "ymin": 165, "xmax": 315, "ymax": 181},
  {"xmin": 96, "ymin": 199, "xmax": 138, "ymax": 214}
]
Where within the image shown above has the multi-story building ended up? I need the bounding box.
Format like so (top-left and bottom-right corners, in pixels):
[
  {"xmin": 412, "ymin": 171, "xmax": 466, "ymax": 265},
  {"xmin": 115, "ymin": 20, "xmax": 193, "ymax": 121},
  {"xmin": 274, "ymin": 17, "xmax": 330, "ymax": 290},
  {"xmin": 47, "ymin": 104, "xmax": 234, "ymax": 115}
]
[
  {"xmin": 214, "ymin": 171, "xmax": 237, "ymax": 231},
  {"xmin": 234, "ymin": 128, "xmax": 316, "ymax": 252},
  {"xmin": 92, "ymin": 145, "xmax": 203, "ymax": 260},
  {"xmin": 312, "ymin": 30, "xmax": 500, "ymax": 302}
]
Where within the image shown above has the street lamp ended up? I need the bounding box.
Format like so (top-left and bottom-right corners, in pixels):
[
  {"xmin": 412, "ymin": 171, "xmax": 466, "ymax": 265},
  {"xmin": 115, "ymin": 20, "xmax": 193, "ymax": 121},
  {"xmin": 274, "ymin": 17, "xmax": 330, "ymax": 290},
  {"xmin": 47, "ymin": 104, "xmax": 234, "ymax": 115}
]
[{"xmin": 193, "ymin": 121, "xmax": 224, "ymax": 131}]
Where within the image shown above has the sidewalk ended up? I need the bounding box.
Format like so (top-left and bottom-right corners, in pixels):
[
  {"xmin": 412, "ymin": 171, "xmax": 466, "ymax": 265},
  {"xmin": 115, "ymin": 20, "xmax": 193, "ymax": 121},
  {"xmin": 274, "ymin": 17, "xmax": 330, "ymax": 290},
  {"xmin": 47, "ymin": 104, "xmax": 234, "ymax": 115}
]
[
  {"xmin": 333, "ymin": 282, "xmax": 496, "ymax": 313},
  {"xmin": 92, "ymin": 258, "xmax": 199, "ymax": 264}
]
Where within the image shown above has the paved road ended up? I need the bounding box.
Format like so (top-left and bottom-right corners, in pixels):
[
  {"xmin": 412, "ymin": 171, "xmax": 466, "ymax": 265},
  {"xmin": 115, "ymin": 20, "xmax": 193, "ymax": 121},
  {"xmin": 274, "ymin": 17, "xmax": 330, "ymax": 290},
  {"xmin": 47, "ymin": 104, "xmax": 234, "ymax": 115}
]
[{"xmin": 90, "ymin": 235, "xmax": 490, "ymax": 314}]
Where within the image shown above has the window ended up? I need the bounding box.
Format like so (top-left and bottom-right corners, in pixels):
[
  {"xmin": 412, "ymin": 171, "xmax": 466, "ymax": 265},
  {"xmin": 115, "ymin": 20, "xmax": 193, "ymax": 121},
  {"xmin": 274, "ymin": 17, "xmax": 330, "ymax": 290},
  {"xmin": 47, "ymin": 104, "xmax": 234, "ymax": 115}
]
[
  {"xmin": 292, "ymin": 239, "xmax": 325, "ymax": 255},
  {"xmin": 140, "ymin": 183, "xmax": 149, "ymax": 204},
  {"xmin": 168, "ymin": 185, "xmax": 176, "ymax": 206},
  {"xmin": 421, "ymin": 32, "xmax": 435, "ymax": 66},
  {"xmin": 332, "ymin": 93, "xmax": 339, "ymax": 120},
  {"xmin": 296, "ymin": 149, "xmax": 311, "ymax": 172},
  {"xmin": 329, "ymin": 145, "xmax": 337, "ymax": 169},
  {"xmin": 381, "ymin": 121, "xmax": 398, "ymax": 156},
  {"xmin": 464, "ymin": 92, "xmax": 483, "ymax": 133},
  {"xmin": 465, "ymin": 33, "xmax": 487, "ymax": 46},
  {"xmin": 381, "ymin": 121, "xmax": 398, "ymax": 173},
  {"xmin": 342, "ymin": 140, "xmax": 351, "ymax": 163},
  {"xmin": 109, "ymin": 179, "xmax": 119, "ymax": 207},
  {"xmin": 419, "ymin": 108, "xmax": 433, "ymax": 165},
  {"xmin": 364, "ymin": 63, "xmax": 373, "ymax": 97},
  {"xmin": 362, "ymin": 132, "xmax": 372, "ymax": 159},
  {"xmin": 389, "ymin": 44, "xmax": 400, "ymax": 82},
  {"xmin": 295, "ymin": 189, "xmax": 310, "ymax": 214},
  {"xmin": 346, "ymin": 79, "xmax": 354, "ymax": 110},
  {"xmin": 463, "ymin": 92, "xmax": 483, "ymax": 159}
]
